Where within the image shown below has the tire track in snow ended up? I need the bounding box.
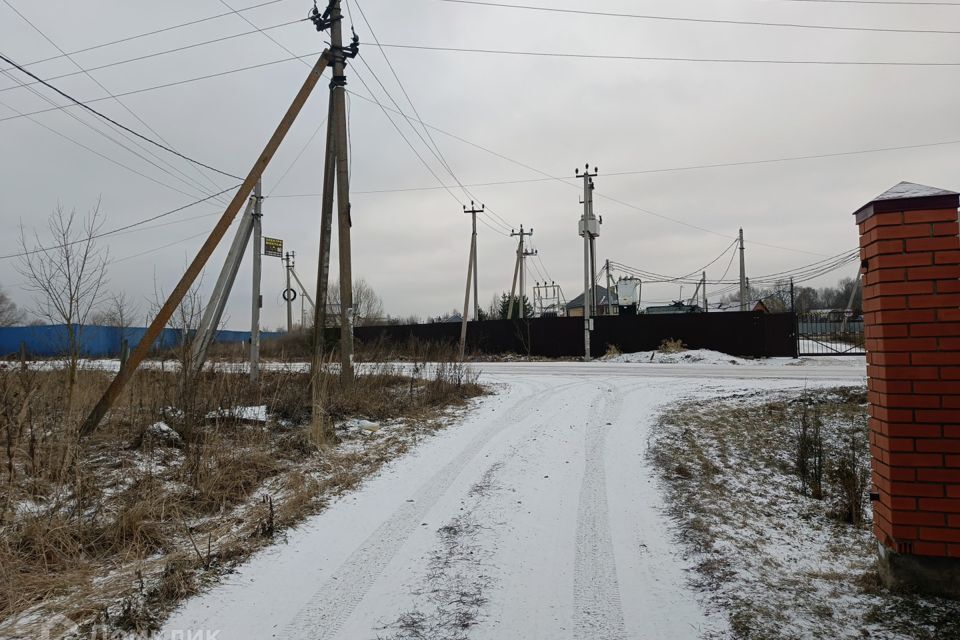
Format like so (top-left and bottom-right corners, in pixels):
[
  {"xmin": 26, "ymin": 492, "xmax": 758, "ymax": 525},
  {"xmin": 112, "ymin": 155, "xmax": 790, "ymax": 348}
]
[
  {"xmin": 281, "ymin": 378, "xmax": 582, "ymax": 640},
  {"xmin": 573, "ymin": 382, "xmax": 628, "ymax": 640}
]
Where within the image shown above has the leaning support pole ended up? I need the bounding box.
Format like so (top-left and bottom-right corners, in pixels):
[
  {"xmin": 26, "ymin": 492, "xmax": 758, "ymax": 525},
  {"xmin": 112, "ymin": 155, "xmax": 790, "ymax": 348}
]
[
  {"xmin": 191, "ymin": 197, "xmax": 256, "ymax": 371},
  {"xmin": 81, "ymin": 51, "xmax": 331, "ymax": 437}
]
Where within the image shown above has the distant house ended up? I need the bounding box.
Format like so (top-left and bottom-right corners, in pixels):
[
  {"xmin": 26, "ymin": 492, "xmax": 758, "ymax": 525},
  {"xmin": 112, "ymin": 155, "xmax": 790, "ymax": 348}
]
[
  {"xmin": 432, "ymin": 312, "xmax": 463, "ymax": 323},
  {"xmin": 566, "ymin": 285, "xmax": 618, "ymax": 317},
  {"xmin": 714, "ymin": 300, "xmax": 770, "ymax": 313}
]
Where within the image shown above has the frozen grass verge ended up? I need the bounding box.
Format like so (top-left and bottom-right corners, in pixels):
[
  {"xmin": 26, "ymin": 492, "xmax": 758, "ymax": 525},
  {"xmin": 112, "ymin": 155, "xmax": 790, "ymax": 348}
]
[
  {"xmin": 0, "ymin": 355, "xmax": 484, "ymax": 639},
  {"xmin": 651, "ymin": 387, "xmax": 960, "ymax": 640}
]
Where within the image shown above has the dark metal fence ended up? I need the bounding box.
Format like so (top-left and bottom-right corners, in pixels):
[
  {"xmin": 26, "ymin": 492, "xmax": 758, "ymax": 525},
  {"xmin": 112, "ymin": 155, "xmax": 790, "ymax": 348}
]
[
  {"xmin": 352, "ymin": 311, "xmax": 799, "ymax": 359},
  {"xmin": 796, "ymin": 315, "xmax": 865, "ymax": 356}
]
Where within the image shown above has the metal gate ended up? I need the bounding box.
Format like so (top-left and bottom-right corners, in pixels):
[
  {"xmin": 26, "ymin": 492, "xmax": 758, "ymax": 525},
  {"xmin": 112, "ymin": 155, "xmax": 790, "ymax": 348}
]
[{"xmin": 797, "ymin": 313, "xmax": 865, "ymax": 356}]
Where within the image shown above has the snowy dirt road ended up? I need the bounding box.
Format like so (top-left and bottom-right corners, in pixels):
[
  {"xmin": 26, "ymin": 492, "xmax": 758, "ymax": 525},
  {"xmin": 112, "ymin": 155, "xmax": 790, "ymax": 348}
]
[{"xmin": 162, "ymin": 360, "xmax": 865, "ymax": 640}]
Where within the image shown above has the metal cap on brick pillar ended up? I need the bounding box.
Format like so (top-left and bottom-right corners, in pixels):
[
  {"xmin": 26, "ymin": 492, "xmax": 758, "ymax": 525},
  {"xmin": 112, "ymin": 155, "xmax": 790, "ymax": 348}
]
[{"xmin": 855, "ymin": 180, "xmax": 960, "ymax": 598}]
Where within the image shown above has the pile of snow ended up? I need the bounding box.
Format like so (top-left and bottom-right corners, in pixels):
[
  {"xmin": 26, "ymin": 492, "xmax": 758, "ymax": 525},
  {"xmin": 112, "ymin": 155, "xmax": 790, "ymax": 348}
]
[
  {"xmin": 338, "ymin": 418, "xmax": 381, "ymax": 434},
  {"xmin": 604, "ymin": 349, "xmax": 750, "ymax": 365},
  {"xmin": 603, "ymin": 348, "xmax": 866, "ymax": 368},
  {"xmin": 205, "ymin": 405, "xmax": 268, "ymax": 423},
  {"xmin": 145, "ymin": 421, "xmax": 183, "ymax": 446}
]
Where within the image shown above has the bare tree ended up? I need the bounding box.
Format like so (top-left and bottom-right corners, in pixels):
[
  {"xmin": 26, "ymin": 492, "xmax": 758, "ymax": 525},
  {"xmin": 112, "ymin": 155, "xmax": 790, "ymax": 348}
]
[
  {"xmin": 328, "ymin": 277, "xmax": 385, "ymax": 326},
  {"xmin": 91, "ymin": 291, "xmax": 139, "ymax": 360},
  {"xmin": 17, "ymin": 203, "xmax": 108, "ymax": 404},
  {"xmin": 0, "ymin": 286, "xmax": 24, "ymax": 326}
]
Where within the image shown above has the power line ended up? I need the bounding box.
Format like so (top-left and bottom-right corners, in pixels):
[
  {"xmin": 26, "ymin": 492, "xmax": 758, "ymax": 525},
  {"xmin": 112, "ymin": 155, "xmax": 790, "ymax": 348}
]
[
  {"xmin": 0, "ymin": 51, "xmax": 242, "ymax": 179},
  {"xmin": 438, "ymin": 0, "xmax": 960, "ymax": 35},
  {"xmin": 0, "ymin": 0, "xmax": 295, "ymax": 73},
  {"xmin": 0, "ymin": 18, "xmax": 308, "ymax": 97},
  {"xmin": 0, "ymin": 89, "xmax": 224, "ymax": 200},
  {"xmin": 352, "ymin": 0, "xmax": 517, "ymax": 232},
  {"xmin": 269, "ymin": 134, "xmax": 960, "ymax": 198},
  {"xmin": 2, "ymin": 0, "xmax": 231, "ymax": 203},
  {"xmin": 2, "ymin": 187, "xmax": 238, "ymax": 261},
  {"xmin": 0, "ymin": 52, "xmax": 320, "ymax": 124},
  {"xmin": 375, "ymin": 42, "xmax": 960, "ymax": 66},
  {"xmin": 763, "ymin": 0, "xmax": 960, "ymax": 5}
]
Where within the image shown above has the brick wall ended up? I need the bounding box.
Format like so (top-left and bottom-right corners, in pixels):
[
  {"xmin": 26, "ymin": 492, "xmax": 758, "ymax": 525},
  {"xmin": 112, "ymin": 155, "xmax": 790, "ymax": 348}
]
[{"xmin": 857, "ymin": 183, "xmax": 960, "ymax": 559}]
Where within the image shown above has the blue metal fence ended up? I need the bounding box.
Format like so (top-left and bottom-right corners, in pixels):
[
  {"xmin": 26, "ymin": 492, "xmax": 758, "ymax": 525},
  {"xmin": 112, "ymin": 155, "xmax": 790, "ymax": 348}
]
[{"xmin": 0, "ymin": 325, "xmax": 280, "ymax": 358}]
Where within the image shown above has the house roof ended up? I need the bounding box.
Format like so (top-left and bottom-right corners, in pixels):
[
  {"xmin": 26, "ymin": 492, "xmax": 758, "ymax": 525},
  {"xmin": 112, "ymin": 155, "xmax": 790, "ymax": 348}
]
[{"xmin": 566, "ymin": 285, "xmax": 618, "ymax": 309}]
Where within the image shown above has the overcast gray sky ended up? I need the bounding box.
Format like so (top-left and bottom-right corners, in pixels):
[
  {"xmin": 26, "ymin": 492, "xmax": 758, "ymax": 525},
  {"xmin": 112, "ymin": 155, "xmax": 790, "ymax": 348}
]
[{"xmin": 2, "ymin": 0, "xmax": 960, "ymax": 329}]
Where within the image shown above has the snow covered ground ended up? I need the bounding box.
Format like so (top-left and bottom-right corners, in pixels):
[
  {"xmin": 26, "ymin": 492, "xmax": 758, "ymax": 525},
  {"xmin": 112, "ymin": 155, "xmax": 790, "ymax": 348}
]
[{"xmin": 159, "ymin": 359, "xmax": 865, "ymax": 640}]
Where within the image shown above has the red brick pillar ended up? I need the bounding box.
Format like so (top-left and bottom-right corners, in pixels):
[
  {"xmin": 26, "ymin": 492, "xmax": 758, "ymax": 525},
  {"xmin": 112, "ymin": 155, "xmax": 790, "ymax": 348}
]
[{"xmin": 855, "ymin": 181, "xmax": 960, "ymax": 595}]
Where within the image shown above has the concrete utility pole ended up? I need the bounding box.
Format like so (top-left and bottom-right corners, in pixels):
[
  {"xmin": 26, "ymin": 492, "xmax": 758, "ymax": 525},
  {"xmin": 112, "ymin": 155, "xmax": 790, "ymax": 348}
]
[
  {"xmin": 309, "ymin": 0, "xmax": 359, "ymax": 404},
  {"xmin": 576, "ymin": 164, "xmax": 599, "ymax": 361},
  {"xmin": 510, "ymin": 226, "xmax": 534, "ymax": 319},
  {"xmin": 331, "ymin": 0, "xmax": 355, "ymax": 385},
  {"xmin": 739, "ymin": 227, "xmax": 747, "ymax": 311},
  {"xmin": 81, "ymin": 49, "xmax": 332, "ymax": 436},
  {"xmin": 191, "ymin": 196, "xmax": 257, "ymax": 373},
  {"xmin": 464, "ymin": 202, "xmax": 483, "ymax": 320},
  {"xmin": 507, "ymin": 234, "xmax": 522, "ymax": 320},
  {"xmin": 250, "ymin": 181, "xmax": 263, "ymax": 383},
  {"xmin": 606, "ymin": 259, "xmax": 614, "ymax": 315},
  {"xmin": 522, "ymin": 245, "xmax": 537, "ymax": 316},
  {"xmin": 702, "ymin": 270, "xmax": 707, "ymax": 312},
  {"xmin": 284, "ymin": 251, "xmax": 295, "ymax": 332},
  {"xmin": 459, "ymin": 231, "xmax": 476, "ymax": 360}
]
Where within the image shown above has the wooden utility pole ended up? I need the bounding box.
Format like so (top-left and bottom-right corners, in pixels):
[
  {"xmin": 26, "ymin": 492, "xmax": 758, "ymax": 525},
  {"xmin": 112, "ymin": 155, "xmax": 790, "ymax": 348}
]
[{"xmin": 81, "ymin": 51, "xmax": 332, "ymax": 437}]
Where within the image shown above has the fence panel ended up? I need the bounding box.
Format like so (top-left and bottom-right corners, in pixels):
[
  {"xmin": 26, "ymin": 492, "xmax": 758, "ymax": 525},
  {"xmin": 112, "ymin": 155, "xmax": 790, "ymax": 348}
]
[{"xmin": 796, "ymin": 315, "xmax": 865, "ymax": 356}]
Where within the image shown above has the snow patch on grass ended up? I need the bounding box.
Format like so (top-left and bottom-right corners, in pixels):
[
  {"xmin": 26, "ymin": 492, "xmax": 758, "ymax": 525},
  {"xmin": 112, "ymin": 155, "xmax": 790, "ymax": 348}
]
[{"xmin": 651, "ymin": 387, "xmax": 960, "ymax": 639}]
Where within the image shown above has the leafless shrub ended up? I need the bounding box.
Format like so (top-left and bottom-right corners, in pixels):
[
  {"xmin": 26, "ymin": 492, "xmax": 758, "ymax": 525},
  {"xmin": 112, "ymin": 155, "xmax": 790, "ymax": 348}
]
[
  {"xmin": 794, "ymin": 399, "xmax": 824, "ymax": 499},
  {"xmin": 659, "ymin": 338, "xmax": 687, "ymax": 353},
  {"xmin": 828, "ymin": 429, "xmax": 869, "ymax": 527},
  {"xmin": 16, "ymin": 202, "xmax": 108, "ymax": 415}
]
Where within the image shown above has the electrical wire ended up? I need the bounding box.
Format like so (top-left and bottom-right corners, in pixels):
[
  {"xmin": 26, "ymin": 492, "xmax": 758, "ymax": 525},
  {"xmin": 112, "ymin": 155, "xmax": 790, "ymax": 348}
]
[
  {"xmin": 1, "ymin": 186, "xmax": 239, "ymax": 261},
  {"xmin": 0, "ymin": 51, "xmax": 242, "ymax": 179},
  {"xmin": 268, "ymin": 130, "xmax": 960, "ymax": 197},
  {"xmin": 351, "ymin": 0, "xmax": 517, "ymax": 232},
  {"xmin": 0, "ymin": 0, "xmax": 295, "ymax": 73},
  {"xmin": 437, "ymin": 0, "xmax": 960, "ymax": 35},
  {"xmin": 0, "ymin": 90, "xmax": 224, "ymax": 200},
  {"xmin": 375, "ymin": 42, "xmax": 960, "ymax": 66},
  {"xmin": 0, "ymin": 18, "xmax": 308, "ymax": 97},
  {"xmin": 267, "ymin": 116, "xmax": 328, "ymax": 197},
  {"xmin": 2, "ymin": 0, "xmax": 231, "ymax": 203}
]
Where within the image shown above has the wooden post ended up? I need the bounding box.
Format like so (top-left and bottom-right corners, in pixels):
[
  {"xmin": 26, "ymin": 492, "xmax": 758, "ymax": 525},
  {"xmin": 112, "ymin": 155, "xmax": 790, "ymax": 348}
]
[{"xmin": 80, "ymin": 51, "xmax": 331, "ymax": 437}]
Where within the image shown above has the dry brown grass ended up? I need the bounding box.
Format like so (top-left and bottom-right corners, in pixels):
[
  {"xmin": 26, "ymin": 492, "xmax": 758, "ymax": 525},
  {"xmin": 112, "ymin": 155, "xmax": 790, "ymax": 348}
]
[
  {"xmin": 659, "ymin": 337, "xmax": 687, "ymax": 353},
  {"xmin": 0, "ymin": 349, "xmax": 483, "ymax": 638}
]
